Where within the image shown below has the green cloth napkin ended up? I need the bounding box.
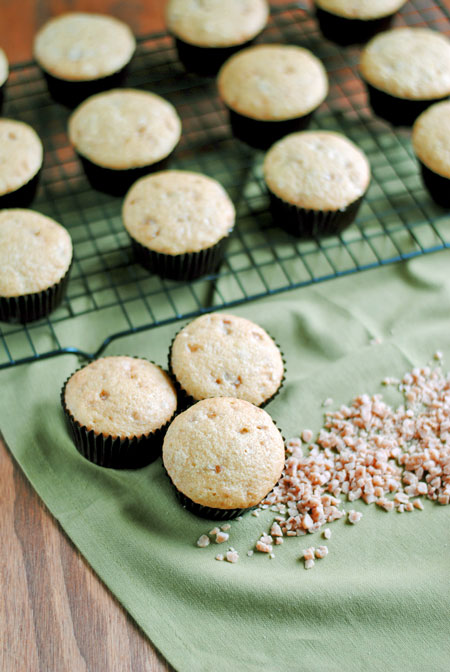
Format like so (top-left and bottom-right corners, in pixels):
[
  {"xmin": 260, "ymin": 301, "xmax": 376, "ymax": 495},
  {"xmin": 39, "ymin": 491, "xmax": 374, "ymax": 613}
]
[{"xmin": 1, "ymin": 251, "xmax": 450, "ymax": 672}]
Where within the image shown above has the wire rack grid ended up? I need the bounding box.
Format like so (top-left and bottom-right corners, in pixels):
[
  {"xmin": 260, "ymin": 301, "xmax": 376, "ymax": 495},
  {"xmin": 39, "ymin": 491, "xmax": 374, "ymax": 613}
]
[{"xmin": 1, "ymin": 0, "xmax": 450, "ymax": 369}]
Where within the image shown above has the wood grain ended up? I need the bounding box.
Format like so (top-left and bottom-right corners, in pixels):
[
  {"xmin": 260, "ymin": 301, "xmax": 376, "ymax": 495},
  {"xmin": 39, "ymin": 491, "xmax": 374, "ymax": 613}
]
[{"xmin": 0, "ymin": 436, "xmax": 174, "ymax": 672}]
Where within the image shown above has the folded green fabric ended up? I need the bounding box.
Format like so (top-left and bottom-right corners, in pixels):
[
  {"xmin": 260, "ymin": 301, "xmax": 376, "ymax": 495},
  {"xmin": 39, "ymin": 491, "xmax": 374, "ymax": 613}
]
[{"xmin": 1, "ymin": 251, "xmax": 450, "ymax": 672}]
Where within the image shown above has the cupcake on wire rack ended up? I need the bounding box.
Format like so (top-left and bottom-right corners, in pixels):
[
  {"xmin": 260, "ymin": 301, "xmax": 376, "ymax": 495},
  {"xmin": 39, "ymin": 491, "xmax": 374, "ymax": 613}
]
[
  {"xmin": 0, "ymin": 119, "xmax": 43, "ymax": 209},
  {"xmin": 33, "ymin": 12, "xmax": 136, "ymax": 107},
  {"xmin": 122, "ymin": 170, "xmax": 235, "ymax": 280},
  {"xmin": 360, "ymin": 27, "xmax": 450, "ymax": 126},
  {"xmin": 169, "ymin": 312, "xmax": 285, "ymax": 408},
  {"xmin": 61, "ymin": 356, "xmax": 178, "ymax": 469},
  {"xmin": 0, "ymin": 209, "xmax": 73, "ymax": 323},
  {"xmin": 313, "ymin": 0, "xmax": 407, "ymax": 46},
  {"xmin": 166, "ymin": 0, "xmax": 269, "ymax": 74},
  {"xmin": 412, "ymin": 100, "xmax": 450, "ymax": 208},
  {"xmin": 68, "ymin": 89, "xmax": 182, "ymax": 195},
  {"xmin": 263, "ymin": 130, "xmax": 371, "ymax": 238},
  {"xmin": 162, "ymin": 397, "xmax": 285, "ymax": 520},
  {"xmin": 217, "ymin": 44, "xmax": 328, "ymax": 149},
  {"xmin": 0, "ymin": 48, "xmax": 8, "ymax": 109}
]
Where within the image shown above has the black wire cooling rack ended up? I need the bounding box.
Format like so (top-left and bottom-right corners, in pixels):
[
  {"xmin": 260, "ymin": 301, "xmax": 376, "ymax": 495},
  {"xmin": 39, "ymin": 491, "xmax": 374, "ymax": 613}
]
[{"xmin": 1, "ymin": 0, "xmax": 450, "ymax": 369}]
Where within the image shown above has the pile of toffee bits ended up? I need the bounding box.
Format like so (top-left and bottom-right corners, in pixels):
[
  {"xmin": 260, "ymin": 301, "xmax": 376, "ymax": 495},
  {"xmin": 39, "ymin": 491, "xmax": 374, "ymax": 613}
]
[{"xmin": 197, "ymin": 354, "xmax": 450, "ymax": 568}]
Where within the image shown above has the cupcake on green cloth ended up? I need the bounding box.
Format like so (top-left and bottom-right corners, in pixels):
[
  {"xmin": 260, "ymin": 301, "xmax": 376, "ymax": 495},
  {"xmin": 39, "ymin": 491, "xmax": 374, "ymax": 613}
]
[{"xmin": 162, "ymin": 397, "xmax": 285, "ymax": 520}]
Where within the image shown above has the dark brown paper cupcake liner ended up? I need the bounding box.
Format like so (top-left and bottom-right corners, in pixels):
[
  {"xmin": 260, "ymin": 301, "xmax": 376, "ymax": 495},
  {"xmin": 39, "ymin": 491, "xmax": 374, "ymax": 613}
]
[
  {"xmin": 130, "ymin": 234, "xmax": 228, "ymax": 281},
  {"xmin": 227, "ymin": 108, "xmax": 314, "ymax": 150},
  {"xmin": 315, "ymin": 8, "xmax": 394, "ymax": 46},
  {"xmin": 163, "ymin": 467, "xmax": 256, "ymax": 520},
  {"xmin": 0, "ymin": 261, "xmax": 71, "ymax": 324},
  {"xmin": 42, "ymin": 66, "xmax": 129, "ymax": 108},
  {"xmin": 0, "ymin": 170, "xmax": 41, "ymax": 210},
  {"xmin": 269, "ymin": 191, "xmax": 365, "ymax": 238},
  {"xmin": 61, "ymin": 357, "xmax": 177, "ymax": 469},
  {"xmin": 78, "ymin": 154, "xmax": 172, "ymax": 197},
  {"xmin": 363, "ymin": 82, "xmax": 449, "ymax": 127},
  {"xmin": 419, "ymin": 161, "xmax": 450, "ymax": 208},
  {"xmin": 173, "ymin": 37, "xmax": 256, "ymax": 75},
  {"xmin": 167, "ymin": 323, "xmax": 286, "ymax": 410}
]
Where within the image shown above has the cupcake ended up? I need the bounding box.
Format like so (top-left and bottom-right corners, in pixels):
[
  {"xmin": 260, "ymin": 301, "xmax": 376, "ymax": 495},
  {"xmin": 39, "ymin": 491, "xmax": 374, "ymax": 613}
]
[
  {"xmin": 217, "ymin": 44, "xmax": 328, "ymax": 149},
  {"xmin": 166, "ymin": 0, "xmax": 269, "ymax": 75},
  {"xmin": 314, "ymin": 0, "xmax": 407, "ymax": 45},
  {"xmin": 169, "ymin": 312, "xmax": 284, "ymax": 407},
  {"xmin": 162, "ymin": 397, "xmax": 285, "ymax": 520},
  {"xmin": 0, "ymin": 209, "xmax": 72, "ymax": 323},
  {"xmin": 68, "ymin": 89, "xmax": 182, "ymax": 195},
  {"xmin": 34, "ymin": 12, "xmax": 136, "ymax": 107},
  {"xmin": 62, "ymin": 356, "xmax": 178, "ymax": 469},
  {"xmin": 360, "ymin": 28, "xmax": 450, "ymax": 126},
  {"xmin": 0, "ymin": 48, "xmax": 8, "ymax": 109},
  {"xmin": 122, "ymin": 170, "xmax": 235, "ymax": 280},
  {"xmin": 412, "ymin": 100, "xmax": 450, "ymax": 208},
  {"xmin": 263, "ymin": 130, "xmax": 371, "ymax": 238},
  {"xmin": 0, "ymin": 119, "xmax": 43, "ymax": 209}
]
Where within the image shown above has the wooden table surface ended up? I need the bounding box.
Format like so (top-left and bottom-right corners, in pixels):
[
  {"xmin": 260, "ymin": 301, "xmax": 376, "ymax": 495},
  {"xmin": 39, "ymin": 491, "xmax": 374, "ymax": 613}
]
[{"xmin": 0, "ymin": 1, "xmax": 287, "ymax": 669}]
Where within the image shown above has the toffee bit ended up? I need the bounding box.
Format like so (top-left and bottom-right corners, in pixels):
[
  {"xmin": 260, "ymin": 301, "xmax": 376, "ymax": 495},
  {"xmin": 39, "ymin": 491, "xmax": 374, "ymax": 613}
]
[
  {"xmin": 196, "ymin": 534, "xmax": 210, "ymax": 548},
  {"xmin": 315, "ymin": 545, "xmax": 328, "ymax": 559},
  {"xmin": 348, "ymin": 510, "xmax": 363, "ymax": 524},
  {"xmin": 304, "ymin": 558, "xmax": 315, "ymax": 570},
  {"xmin": 215, "ymin": 531, "xmax": 229, "ymax": 544},
  {"xmin": 226, "ymin": 550, "xmax": 239, "ymax": 563}
]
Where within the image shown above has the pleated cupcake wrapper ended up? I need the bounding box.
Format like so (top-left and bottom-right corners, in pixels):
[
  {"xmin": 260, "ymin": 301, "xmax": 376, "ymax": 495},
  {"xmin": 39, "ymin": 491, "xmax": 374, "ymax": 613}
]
[
  {"xmin": 167, "ymin": 324, "xmax": 286, "ymax": 411},
  {"xmin": 315, "ymin": 8, "xmax": 394, "ymax": 46},
  {"xmin": 173, "ymin": 37, "xmax": 255, "ymax": 76},
  {"xmin": 419, "ymin": 161, "xmax": 450, "ymax": 208},
  {"xmin": 163, "ymin": 466, "xmax": 256, "ymax": 520},
  {"xmin": 269, "ymin": 191, "xmax": 365, "ymax": 239},
  {"xmin": 130, "ymin": 234, "xmax": 228, "ymax": 281},
  {"xmin": 364, "ymin": 82, "xmax": 449, "ymax": 127},
  {"xmin": 60, "ymin": 356, "xmax": 178, "ymax": 469},
  {"xmin": 227, "ymin": 108, "xmax": 313, "ymax": 151},
  {"xmin": 78, "ymin": 153, "xmax": 172, "ymax": 197},
  {"xmin": 0, "ymin": 260, "xmax": 71, "ymax": 324},
  {"xmin": 0, "ymin": 169, "xmax": 41, "ymax": 210},
  {"xmin": 43, "ymin": 66, "xmax": 129, "ymax": 108}
]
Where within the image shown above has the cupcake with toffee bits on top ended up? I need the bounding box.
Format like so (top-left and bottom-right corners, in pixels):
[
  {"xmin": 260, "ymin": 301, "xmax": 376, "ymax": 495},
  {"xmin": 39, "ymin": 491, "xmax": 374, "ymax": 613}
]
[
  {"xmin": 68, "ymin": 89, "xmax": 181, "ymax": 195},
  {"xmin": 412, "ymin": 100, "xmax": 450, "ymax": 208},
  {"xmin": 34, "ymin": 12, "xmax": 136, "ymax": 106},
  {"xmin": 360, "ymin": 28, "xmax": 450, "ymax": 126},
  {"xmin": 162, "ymin": 397, "xmax": 285, "ymax": 520},
  {"xmin": 263, "ymin": 130, "xmax": 371, "ymax": 238},
  {"xmin": 62, "ymin": 356, "xmax": 178, "ymax": 469},
  {"xmin": 169, "ymin": 312, "xmax": 285, "ymax": 408},
  {"xmin": 0, "ymin": 119, "xmax": 43, "ymax": 209},
  {"xmin": 217, "ymin": 44, "xmax": 328, "ymax": 149},
  {"xmin": 166, "ymin": 0, "xmax": 269, "ymax": 74},
  {"xmin": 314, "ymin": 0, "xmax": 407, "ymax": 46},
  {"xmin": 0, "ymin": 209, "xmax": 72, "ymax": 323},
  {"xmin": 122, "ymin": 170, "xmax": 235, "ymax": 280}
]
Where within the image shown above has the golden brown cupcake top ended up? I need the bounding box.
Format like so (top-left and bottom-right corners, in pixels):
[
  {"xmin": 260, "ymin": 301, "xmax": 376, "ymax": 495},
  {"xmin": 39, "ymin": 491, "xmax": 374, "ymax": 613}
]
[
  {"xmin": 263, "ymin": 130, "xmax": 370, "ymax": 211},
  {"xmin": 122, "ymin": 170, "xmax": 235, "ymax": 255},
  {"xmin": 34, "ymin": 12, "xmax": 136, "ymax": 82},
  {"xmin": 0, "ymin": 119, "xmax": 43, "ymax": 196},
  {"xmin": 0, "ymin": 48, "xmax": 8, "ymax": 87},
  {"xmin": 217, "ymin": 44, "xmax": 328, "ymax": 121},
  {"xmin": 412, "ymin": 100, "xmax": 450, "ymax": 179},
  {"xmin": 314, "ymin": 0, "xmax": 406, "ymax": 20},
  {"xmin": 64, "ymin": 356, "xmax": 178, "ymax": 439},
  {"xmin": 170, "ymin": 312, "xmax": 284, "ymax": 405},
  {"xmin": 162, "ymin": 397, "xmax": 285, "ymax": 509},
  {"xmin": 166, "ymin": 0, "xmax": 269, "ymax": 47},
  {"xmin": 360, "ymin": 28, "xmax": 450, "ymax": 100},
  {"xmin": 0, "ymin": 209, "xmax": 72, "ymax": 297},
  {"xmin": 68, "ymin": 89, "xmax": 181, "ymax": 169}
]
